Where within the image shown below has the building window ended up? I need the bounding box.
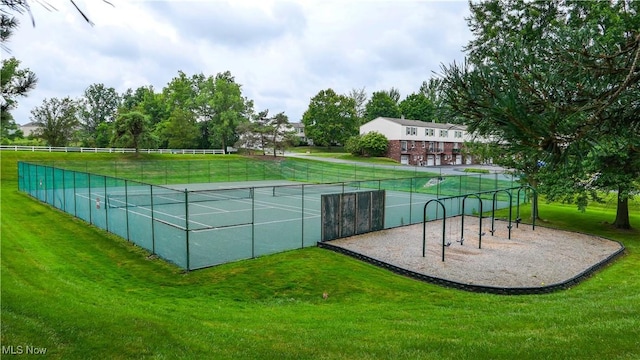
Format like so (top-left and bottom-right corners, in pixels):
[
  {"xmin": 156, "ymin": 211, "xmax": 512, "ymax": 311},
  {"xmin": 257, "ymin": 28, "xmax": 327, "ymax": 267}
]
[
  {"xmin": 439, "ymin": 129, "xmax": 448, "ymax": 137},
  {"xmin": 454, "ymin": 130, "xmax": 463, "ymax": 138},
  {"xmin": 411, "ymin": 141, "xmax": 415, "ymax": 148},
  {"xmin": 425, "ymin": 128, "xmax": 434, "ymax": 136},
  {"xmin": 406, "ymin": 127, "xmax": 417, "ymax": 135},
  {"xmin": 401, "ymin": 141, "xmax": 408, "ymax": 151},
  {"xmin": 422, "ymin": 141, "xmax": 426, "ymax": 148}
]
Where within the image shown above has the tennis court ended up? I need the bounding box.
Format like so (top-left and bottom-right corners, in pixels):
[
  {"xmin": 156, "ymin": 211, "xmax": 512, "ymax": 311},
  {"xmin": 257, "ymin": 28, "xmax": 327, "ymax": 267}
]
[{"xmin": 18, "ymin": 161, "xmax": 521, "ymax": 270}]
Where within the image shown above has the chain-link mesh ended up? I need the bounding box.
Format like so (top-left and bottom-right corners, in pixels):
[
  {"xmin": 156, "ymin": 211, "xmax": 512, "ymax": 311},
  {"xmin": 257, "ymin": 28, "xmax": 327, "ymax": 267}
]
[{"xmin": 18, "ymin": 161, "xmax": 528, "ymax": 270}]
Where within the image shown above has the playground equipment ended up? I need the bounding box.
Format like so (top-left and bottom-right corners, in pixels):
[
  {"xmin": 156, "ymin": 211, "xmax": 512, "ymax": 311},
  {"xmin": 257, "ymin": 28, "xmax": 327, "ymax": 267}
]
[
  {"xmin": 422, "ymin": 185, "xmax": 537, "ymax": 262},
  {"xmin": 460, "ymin": 193, "xmax": 484, "ymax": 248}
]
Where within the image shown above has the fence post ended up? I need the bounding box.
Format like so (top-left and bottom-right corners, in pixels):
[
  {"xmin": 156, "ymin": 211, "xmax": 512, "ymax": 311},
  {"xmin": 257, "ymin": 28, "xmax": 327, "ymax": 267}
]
[
  {"xmin": 185, "ymin": 189, "xmax": 190, "ymax": 271},
  {"xmin": 150, "ymin": 185, "xmax": 155, "ymax": 254},
  {"xmin": 251, "ymin": 187, "xmax": 255, "ymax": 258},
  {"xmin": 409, "ymin": 178, "xmax": 414, "ymax": 223},
  {"xmin": 88, "ymin": 173, "xmax": 93, "ymax": 225},
  {"xmin": 301, "ymin": 185, "xmax": 305, "ymax": 248},
  {"xmin": 61, "ymin": 169, "xmax": 69, "ymax": 214},
  {"xmin": 73, "ymin": 171, "xmax": 77, "ymax": 218},
  {"xmin": 104, "ymin": 176, "xmax": 109, "ymax": 232},
  {"xmin": 44, "ymin": 167, "xmax": 50, "ymax": 207},
  {"xmin": 124, "ymin": 180, "xmax": 130, "ymax": 241}
]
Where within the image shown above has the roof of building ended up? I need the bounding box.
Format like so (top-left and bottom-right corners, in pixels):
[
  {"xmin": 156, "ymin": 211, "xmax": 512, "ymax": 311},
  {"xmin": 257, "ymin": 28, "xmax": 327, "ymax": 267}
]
[{"xmin": 374, "ymin": 117, "xmax": 466, "ymax": 130}]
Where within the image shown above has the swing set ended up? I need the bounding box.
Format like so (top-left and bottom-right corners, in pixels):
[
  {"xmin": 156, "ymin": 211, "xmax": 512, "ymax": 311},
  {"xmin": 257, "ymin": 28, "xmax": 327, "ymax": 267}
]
[{"xmin": 422, "ymin": 185, "xmax": 537, "ymax": 262}]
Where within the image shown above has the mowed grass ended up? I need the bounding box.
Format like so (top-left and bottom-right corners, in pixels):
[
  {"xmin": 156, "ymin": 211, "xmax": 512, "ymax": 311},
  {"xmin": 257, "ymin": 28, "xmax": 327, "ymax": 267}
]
[{"xmin": 2, "ymin": 151, "xmax": 639, "ymax": 359}]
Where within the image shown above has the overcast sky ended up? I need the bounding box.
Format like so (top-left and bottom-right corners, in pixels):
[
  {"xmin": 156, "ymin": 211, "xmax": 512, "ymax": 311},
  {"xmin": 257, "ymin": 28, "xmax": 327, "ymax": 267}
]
[{"xmin": 7, "ymin": 0, "xmax": 472, "ymax": 125}]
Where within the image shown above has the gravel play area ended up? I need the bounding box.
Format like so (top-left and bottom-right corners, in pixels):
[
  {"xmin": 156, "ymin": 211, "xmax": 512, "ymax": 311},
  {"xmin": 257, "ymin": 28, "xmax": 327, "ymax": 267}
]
[{"xmin": 322, "ymin": 217, "xmax": 624, "ymax": 294}]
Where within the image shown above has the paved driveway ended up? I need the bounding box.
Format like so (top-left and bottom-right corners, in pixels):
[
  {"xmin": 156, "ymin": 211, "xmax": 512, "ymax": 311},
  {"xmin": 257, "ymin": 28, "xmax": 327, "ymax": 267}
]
[{"xmin": 284, "ymin": 152, "xmax": 509, "ymax": 176}]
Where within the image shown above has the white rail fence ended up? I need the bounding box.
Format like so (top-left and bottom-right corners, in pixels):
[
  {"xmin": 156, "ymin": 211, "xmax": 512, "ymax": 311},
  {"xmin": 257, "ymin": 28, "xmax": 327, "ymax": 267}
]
[{"xmin": 0, "ymin": 145, "xmax": 228, "ymax": 154}]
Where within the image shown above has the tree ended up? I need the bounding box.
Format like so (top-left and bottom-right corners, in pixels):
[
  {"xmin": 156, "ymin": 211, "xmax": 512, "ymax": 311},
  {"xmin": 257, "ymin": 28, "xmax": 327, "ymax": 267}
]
[
  {"xmin": 111, "ymin": 111, "xmax": 155, "ymax": 153},
  {"xmin": 164, "ymin": 108, "xmax": 199, "ymax": 149},
  {"xmin": 302, "ymin": 88, "xmax": 358, "ymax": 147},
  {"xmin": 1, "ymin": 14, "xmax": 37, "ymax": 141},
  {"xmin": 347, "ymin": 87, "xmax": 368, "ymax": 124},
  {"xmin": 420, "ymin": 78, "xmax": 452, "ymax": 123},
  {"xmin": 137, "ymin": 87, "xmax": 168, "ymax": 126},
  {"xmin": 586, "ymin": 135, "xmax": 640, "ymax": 229},
  {"xmin": 94, "ymin": 121, "xmax": 112, "ymax": 148},
  {"xmin": 235, "ymin": 109, "xmax": 269, "ymax": 154},
  {"xmin": 163, "ymin": 71, "xmax": 197, "ymax": 115},
  {"xmin": 30, "ymin": 97, "xmax": 79, "ymax": 146},
  {"xmin": 364, "ymin": 91, "xmax": 401, "ymax": 121},
  {"xmin": 440, "ymin": 0, "xmax": 639, "ymax": 228},
  {"xmin": 120, "ymin": 87, "xmax": 144, "ymax": 112},
  {"xmin": 385, "ymin": 87, "xmax": 401, "ymax": 103},
  {"xmin": 200, "ymin": 71, "xmax": 252, "ymax": 152},
  {"xmin": 78, "ymin": 83, "xmax": 120, "ymax": 146},
  {"xmin": 398, "ymin": 93, "xmax": 435, "ymax": 121},
  {"xmin": 268, "ymin": 112, "xmax": 294, "ymax": 156},
  {"xmin": 208, "ymin": 71, "xmax": 253, "ymax": 151}
]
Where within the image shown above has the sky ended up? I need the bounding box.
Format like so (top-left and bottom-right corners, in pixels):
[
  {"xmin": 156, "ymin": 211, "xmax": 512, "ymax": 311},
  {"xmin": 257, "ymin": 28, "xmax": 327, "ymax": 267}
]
[{"xmin": 6, "ymin": 0, "xmax": 472, "ymax": 125}]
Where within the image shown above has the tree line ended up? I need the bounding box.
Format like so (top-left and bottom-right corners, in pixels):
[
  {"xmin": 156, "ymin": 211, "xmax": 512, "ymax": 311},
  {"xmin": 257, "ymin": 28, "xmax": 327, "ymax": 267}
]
[{"xmin": 2, "ymin": 0, "xmax": 637, "ymax": 228}]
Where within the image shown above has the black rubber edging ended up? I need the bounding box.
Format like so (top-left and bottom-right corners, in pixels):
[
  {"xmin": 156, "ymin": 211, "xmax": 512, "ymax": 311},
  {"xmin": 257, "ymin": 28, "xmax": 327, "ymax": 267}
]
[{"xmin": 317, "ymin": 238, "xmax": 626, "ymax": 295}]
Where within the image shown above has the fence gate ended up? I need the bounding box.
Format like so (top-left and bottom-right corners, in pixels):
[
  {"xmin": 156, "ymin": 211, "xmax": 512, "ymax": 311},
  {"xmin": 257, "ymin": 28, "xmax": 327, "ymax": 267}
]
[{"xmin": 321, "ymin": 190, "xmax": 385, "ymax": 242}]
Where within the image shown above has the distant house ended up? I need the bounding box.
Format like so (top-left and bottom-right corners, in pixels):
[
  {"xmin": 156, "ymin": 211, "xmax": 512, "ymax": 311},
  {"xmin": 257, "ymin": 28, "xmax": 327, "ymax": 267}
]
[
  {"xmin": 360, "ymin": 117, "xmax": 479, "ymax": 166},
  {"xmin": 20, "ymin": 122, "xmax": 39, "ymax": 137},
  {"xmin": 290, "ymin": 122, "xmax": 312, "ymax": 145}
]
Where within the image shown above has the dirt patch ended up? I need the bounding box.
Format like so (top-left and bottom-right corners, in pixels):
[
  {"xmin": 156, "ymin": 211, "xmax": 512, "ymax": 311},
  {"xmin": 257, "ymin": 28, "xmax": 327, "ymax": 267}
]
[{"xmin": 327, "ymin": 217, "xmax": 623, "ymax": 289}]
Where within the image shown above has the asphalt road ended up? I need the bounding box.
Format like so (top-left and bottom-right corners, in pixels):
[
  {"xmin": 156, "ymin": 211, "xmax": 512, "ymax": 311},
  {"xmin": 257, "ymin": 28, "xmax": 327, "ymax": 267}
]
[{"xmin": 284, "ymin": 152, "xmax": 509, "ymax": 176}]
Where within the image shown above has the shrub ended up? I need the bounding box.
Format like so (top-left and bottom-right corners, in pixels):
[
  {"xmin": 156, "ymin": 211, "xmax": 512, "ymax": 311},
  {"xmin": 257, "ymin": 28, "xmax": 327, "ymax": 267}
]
[
  {"xmin": 360, "ymin": 131, "xmax": 388, "ymax": 157},
  {"xmin": 345, "ymin": 135, "xmax": 364, "ymax": 156}
]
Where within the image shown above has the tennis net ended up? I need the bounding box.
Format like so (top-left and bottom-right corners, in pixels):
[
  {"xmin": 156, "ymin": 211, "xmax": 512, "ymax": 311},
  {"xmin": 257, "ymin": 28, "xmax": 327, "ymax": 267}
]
[
  {"xmin": 272, "ymin": 183, "xmax": 361, "ymax": 197},
  {"xmin": 107, "ymin": 188, "xmax": 253, "ymax": 208}
]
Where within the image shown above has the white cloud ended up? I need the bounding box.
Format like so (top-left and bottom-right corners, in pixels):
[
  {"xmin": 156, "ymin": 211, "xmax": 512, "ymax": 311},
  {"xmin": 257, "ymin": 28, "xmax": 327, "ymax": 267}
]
[{"xmin": 6, "ymin": 0, "xmax": 471, "ymax": 125}]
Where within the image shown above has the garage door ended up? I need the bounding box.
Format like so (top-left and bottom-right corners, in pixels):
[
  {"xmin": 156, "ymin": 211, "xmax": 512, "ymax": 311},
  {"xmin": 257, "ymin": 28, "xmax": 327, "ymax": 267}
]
[{"xmin": 427, "ymin": 156, "xmax": 434, "ymax": 166}]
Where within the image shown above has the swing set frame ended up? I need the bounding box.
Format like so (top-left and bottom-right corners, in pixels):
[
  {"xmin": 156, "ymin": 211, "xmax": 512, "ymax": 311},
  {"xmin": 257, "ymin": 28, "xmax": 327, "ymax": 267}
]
[{"xmin": 422, "ymin": 185, "xmax": 537, "ymax": 262}]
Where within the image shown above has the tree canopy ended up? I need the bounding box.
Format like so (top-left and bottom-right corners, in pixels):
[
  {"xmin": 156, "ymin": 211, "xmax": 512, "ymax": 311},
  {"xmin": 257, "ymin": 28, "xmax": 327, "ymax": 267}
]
[
  {"xmin": 302, "ymin": 88, "xmax": 358, "ymax": 147},
  {"xmin": 398, "ymin": 93, "xmax": 434, "ymax": 121},
  {"xmin": 30, "ymin": 97, "xmax": 79, "ymax": 147},
  {"xmin": 364, "ymin": 91, "xmax": 401, "ymax": 122},
  {"xmin": 111, "ymin": 111, "xmax": 155, "ymax": 153},
  {"xmin": 441, "ymin": 0, "xmax": 639, "ymax": 228},
  {"xmin": 0, "ymin": 12, "xmax": 36, "ymax": 142},
  {"xmin": 78, "ymin": 83, "xmax": 120, "ymax": 146}
]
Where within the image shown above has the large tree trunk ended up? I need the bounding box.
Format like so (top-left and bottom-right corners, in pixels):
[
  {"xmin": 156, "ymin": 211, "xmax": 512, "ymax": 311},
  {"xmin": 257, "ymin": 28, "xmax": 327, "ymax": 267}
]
[
  {"xmin": 613, "ymin": 186, "xmax": 631, "ymax": 229},
  {"xmin": 528, "ymin": 177, "xmax": 541, "ymax": 221}
]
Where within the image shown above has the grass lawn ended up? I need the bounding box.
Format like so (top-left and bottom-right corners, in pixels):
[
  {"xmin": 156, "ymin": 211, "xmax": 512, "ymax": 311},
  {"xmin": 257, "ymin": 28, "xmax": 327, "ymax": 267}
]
[
  {"xmin": 288, "ymin": 146, "xmax": 399, "ymax": 165},
  {"xmin": 1, "ymin": 151, "xmax": 639, "ymax": 359}
]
